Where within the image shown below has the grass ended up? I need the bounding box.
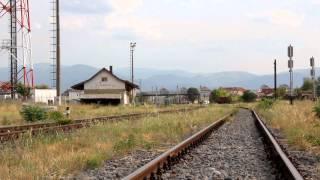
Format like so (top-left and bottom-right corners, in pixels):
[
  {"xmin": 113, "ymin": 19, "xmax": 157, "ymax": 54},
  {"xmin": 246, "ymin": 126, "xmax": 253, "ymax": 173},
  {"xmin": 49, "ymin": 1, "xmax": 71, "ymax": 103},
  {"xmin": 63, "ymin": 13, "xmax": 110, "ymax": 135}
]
[
  {"xmin": 0, "ymin": 101, "xmax": 22, "ymax": 125},
  {"xmin": 256, "ymin": 100, "xmax": 320, "ymax": 154},
  {"xmin": 0, "ymin": 104, "xmax": 233, "ymax": 179},
  {"xmin": 0, "ymin": 101, "xmax": 196, "ymax": 126}
]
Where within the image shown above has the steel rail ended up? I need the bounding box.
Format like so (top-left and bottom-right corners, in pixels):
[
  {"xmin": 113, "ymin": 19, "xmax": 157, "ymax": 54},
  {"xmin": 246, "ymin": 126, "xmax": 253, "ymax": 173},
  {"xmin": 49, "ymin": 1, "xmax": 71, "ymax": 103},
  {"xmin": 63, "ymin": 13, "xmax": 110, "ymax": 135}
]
[
  {"xmin": 0, "ymin": 107, "xmax": 203, "ymax": 142},
  {"xmin": 252, "ymin": 110, "xmax": 304, "ymax": 180},
  {"xmin": 123, "ymin": 114, "xmax": 231, "ymax": 180},
  {"xmin": 124, "ymin": 109, "xmax": 304, "ymax": 180}
]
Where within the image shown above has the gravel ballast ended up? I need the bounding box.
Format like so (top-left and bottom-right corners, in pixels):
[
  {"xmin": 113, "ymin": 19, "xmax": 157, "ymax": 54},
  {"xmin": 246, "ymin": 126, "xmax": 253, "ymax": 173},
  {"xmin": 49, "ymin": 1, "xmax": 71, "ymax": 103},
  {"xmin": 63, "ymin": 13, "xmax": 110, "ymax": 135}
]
[{"xmin": 161, "ymin": 109, "xmax": 278, "ymax": 179}]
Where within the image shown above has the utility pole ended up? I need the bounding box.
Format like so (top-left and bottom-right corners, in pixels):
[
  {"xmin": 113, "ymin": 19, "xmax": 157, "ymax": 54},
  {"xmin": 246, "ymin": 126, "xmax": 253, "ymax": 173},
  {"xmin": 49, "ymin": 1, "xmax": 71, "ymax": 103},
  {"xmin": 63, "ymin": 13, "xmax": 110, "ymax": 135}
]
[
  {"xmin": 288, "ymin": 45, "xmax": 294, "ymax": 105},
  {"xmin": 130, "ymin": 42, "xmax": 136, "ymax": 104},
  {"xmin": 130, "ymin": 42, "xmax": 136, "ymax": 84},
  {"xmin": 274, "ymin": 59, "xmax": 277, "ymax": 99},
  {"xmin": 310, "ymin": 57, "xmax": 316, "ymax": 101},
  {"xmin": 56, "ymin": 0, "xmax": 61, "ymax": 105}
]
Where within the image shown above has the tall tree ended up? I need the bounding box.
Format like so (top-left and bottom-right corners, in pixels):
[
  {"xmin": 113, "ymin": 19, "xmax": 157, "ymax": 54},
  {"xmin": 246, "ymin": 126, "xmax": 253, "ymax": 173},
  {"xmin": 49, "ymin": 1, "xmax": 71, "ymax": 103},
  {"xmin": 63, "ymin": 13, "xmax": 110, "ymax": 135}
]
[
  {"xmin": 187, "ymin": 87, "xmax": 200, "ymax": 103},
  {"xmin": 301, "ymin": 78, "xmax": 313, "ymax": 91}
]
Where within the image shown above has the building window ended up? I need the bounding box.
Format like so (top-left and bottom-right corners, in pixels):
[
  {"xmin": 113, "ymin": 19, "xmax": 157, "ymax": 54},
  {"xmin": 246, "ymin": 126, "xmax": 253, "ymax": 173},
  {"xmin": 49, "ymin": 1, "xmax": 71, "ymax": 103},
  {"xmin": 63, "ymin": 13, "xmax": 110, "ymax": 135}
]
[{"xmin": 101, "ymin": 77, "xmax": 108, "ymax": 82}]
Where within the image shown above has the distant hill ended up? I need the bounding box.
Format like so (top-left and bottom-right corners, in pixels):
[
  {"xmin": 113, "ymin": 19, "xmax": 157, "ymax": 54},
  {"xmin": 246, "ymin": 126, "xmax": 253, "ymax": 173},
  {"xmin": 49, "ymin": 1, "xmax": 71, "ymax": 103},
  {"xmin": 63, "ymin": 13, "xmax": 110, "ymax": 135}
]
[{"xmin": 0, "ymin": 63, "xmax": 314, "ymax": 91}]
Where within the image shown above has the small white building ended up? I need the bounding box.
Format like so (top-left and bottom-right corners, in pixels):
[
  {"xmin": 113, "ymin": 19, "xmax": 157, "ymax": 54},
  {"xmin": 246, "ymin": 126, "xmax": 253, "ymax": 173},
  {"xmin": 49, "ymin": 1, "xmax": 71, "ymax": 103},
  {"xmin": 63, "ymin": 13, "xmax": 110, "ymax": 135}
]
[
  {"xmin": 32, "ymin": 89, "xmax": 57, "ymax": 105},
  {"xmin": 71, "ymin": 66, "xmax": 139, "ymax": 105}
]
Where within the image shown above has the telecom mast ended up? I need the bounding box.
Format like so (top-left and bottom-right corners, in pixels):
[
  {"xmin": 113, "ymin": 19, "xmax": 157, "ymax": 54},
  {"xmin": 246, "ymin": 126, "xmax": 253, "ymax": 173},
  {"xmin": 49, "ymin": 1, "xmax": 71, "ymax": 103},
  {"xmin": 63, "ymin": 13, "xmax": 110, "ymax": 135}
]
[{"xmin": 0, "ymin": 0, "xmax": 33, "ymax": 99}]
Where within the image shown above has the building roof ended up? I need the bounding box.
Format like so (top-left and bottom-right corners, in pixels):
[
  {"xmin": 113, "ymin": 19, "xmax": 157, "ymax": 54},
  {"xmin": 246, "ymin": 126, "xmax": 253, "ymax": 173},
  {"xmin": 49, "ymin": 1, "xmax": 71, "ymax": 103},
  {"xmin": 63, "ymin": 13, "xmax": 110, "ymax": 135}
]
[
  {"xmin": 71, "ymin": 68, "xmax": 139, "ymax": 90},
  {"xmin": 200, "ymin": 86, "xmax": 211, "ymax": 92},
  {"xmin": 222, "ymin": 87, "xmax": 246, "ymax": 92}
]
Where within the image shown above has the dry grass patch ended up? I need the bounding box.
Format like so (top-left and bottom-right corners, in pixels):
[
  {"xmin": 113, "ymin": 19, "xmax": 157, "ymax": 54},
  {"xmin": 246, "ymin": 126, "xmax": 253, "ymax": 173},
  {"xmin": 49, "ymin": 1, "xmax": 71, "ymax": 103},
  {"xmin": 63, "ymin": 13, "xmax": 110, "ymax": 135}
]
[
  {"xmin": 0, "ymin": 102, "xmax": 195, "ymax": 126},
  {"xmin": 0, "ymin": 101, "xmax": 22, "ymax": 125},
  {"xmin": 256, "ymin": 101, "xmax": 320, "ymax": 153},
  {"xmin": 0, "ymin": 105, "xmax": 233, "ymax": 179}
]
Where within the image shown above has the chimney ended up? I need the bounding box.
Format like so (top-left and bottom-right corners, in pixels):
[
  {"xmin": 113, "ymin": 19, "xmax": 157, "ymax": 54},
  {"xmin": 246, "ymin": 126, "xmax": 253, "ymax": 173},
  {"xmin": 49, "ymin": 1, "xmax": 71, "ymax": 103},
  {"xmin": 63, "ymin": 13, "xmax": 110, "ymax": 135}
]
[{"xmin": 109, "ymin": 66, "xmax": 113, "ymax": 74}]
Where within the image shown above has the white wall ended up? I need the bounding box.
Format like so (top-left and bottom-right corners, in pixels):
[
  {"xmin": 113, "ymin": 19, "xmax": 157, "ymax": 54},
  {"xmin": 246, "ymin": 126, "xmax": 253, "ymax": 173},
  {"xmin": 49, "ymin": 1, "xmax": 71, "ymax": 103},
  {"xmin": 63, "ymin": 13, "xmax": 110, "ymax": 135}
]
[
  {"xmin": 33, "ymin": 89, "xmax": 57, "ymax": 104},
  {"xmin": 69, "ymin": 91, "xmax": 84, "ymax": 100},
  {"xmin": 84, "ymin": 71, "xmax": 125, "ymax": 90}
]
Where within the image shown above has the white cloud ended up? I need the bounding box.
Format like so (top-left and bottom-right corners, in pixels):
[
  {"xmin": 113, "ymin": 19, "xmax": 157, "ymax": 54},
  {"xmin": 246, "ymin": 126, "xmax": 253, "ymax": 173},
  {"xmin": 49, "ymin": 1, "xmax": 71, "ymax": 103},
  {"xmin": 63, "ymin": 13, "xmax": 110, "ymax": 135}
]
[
  {"xmin": 270, "ymin": 10, "xmax": 304, "ymax": 28},
  {"xmin": 248, "ymin": 10, "xmax": 304, "ymax": 28},
  {"xmin": 108, "ymin": 0, "xmax": 144, "ymax": 15}
]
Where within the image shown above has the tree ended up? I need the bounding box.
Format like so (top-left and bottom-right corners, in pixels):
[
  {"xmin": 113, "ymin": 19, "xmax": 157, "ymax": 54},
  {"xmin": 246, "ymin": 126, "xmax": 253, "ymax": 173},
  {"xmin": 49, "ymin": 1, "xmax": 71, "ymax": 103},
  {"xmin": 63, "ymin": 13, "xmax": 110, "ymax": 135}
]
[
  {"xmin": 241, "ymin": 90, "xmax": 257, "ymax": 102},
  {"xmin": 35, "ymin": 84, "xmax": 49, "ymax": 89},
  {"xmin": 209, "ymin": 88, "xmax": 230, "ymax": 103},
  {"xmin": 16, "ymin": 83, "xmax": 31, "ymax": 99},
  {"xmin": 187, "ymin": 87, "xmax": 200, "ymax": 103},
  {"xmin": 301, "ymin": 78, "xmax": 313, "ymax": 91},
  {"xmin": 275, "ymin": 87, "xmax": 287, "ymax": 98}
]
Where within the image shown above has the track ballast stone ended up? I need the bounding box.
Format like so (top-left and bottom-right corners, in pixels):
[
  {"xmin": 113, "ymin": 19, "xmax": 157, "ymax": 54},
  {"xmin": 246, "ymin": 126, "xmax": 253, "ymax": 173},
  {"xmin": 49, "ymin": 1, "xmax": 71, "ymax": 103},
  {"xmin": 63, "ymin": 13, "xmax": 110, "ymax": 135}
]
[
  {"xmin": 162, "ymin": 109, "xmax": 278, "ymax": 180},
  {"xmin": 73, "ymin": 148, "xmax": 169, "ymax": 180}
]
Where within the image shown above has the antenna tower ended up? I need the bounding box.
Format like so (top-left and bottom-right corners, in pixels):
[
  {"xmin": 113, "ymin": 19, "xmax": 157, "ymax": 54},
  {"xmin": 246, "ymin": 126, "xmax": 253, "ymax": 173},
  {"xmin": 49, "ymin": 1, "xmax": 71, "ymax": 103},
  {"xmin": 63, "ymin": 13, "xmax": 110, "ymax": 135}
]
[{"xmin": 0, "ymin": 0, "xmax": 33, "ymax": 99}]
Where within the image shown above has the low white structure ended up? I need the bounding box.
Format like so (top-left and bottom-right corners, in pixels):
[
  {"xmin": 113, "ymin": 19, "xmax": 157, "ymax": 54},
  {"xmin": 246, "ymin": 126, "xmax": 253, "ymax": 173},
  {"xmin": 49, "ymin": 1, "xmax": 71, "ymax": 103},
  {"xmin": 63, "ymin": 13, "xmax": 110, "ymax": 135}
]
[{"xmin": 32, "ymin": 89, "xmax": 57, "ymax": 105}]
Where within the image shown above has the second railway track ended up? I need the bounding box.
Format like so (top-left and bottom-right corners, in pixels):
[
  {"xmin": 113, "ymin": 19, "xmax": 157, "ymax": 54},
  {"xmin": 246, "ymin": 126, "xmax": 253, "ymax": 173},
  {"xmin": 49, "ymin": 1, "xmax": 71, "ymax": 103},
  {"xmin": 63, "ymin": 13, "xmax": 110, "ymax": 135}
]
[
  {"xmin": 124, "ymin": 109, "xmax": 303, "ymax": 180},
  {"xmin": 0, "ymin": 107, "xmax": 202, "ymax": 143}
]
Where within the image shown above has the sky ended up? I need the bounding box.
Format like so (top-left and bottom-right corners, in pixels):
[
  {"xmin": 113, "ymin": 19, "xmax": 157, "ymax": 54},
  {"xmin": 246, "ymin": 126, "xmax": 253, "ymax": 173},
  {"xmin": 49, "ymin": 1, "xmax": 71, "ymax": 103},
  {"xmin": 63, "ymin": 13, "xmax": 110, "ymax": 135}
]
[{"xmin": 1, "ymin": 0, "xmax": 320, "ymax": 75}]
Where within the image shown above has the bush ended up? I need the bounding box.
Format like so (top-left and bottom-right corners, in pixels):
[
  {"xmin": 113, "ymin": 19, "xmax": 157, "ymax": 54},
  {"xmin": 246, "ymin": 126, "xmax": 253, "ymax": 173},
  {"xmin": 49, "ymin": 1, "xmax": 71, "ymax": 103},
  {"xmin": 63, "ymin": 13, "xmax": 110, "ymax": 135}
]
[
  {"xmin": 242, "ymin": 90, "xmax": 257, "ymax": 102},
  {"xmin": 210, "ymin": 88, "xmax": 231, "ymax": 103},
  {"xmin": 313, "ymin": 103, "xmax": 320, "ymax": 118},
  {"xmin": 20, "ymin": 105, "xmax": 48, "ymax": 122},
  {"xmin": 258, "ymin": 98, "xmax": 274, "ymax": 110},
  {"xmin": 48, "ymin": 111, "xmax": 72, "ymax": 125},
  {"xmin": 215, "ymin": 96, "xmax": 232, "ymax": 104},
  {"xmin": 49, "ymin": 111, "xmax": 64, "ymax": 121}
]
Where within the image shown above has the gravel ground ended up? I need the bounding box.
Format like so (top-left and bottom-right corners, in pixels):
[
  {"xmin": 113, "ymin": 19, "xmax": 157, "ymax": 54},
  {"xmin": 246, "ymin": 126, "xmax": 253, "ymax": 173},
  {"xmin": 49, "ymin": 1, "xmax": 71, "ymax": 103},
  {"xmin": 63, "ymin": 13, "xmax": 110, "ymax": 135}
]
[
  {"xmin": 268, "ymin": 128, "xmax": 320, "ymax": 180},
  {"xmin": 161, "ymin": 109, "xmax": 278, "ymax": 180},
  {"xmin": 73, "ymin": 147, "xmax": 170, "ymax": 180}
]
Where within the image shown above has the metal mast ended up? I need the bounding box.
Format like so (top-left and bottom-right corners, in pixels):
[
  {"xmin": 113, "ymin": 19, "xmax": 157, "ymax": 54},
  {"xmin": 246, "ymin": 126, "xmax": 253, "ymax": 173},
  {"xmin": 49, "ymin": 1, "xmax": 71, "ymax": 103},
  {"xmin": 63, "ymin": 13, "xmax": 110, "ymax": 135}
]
[
  {"xmin": 130, "ymin": 42, "xmax": 136, "ymax": 84},
  {"xmin": 10, "ymin": 0, "xmax": 17, "ymax": 99},
  {"xmin": 274, "ymin": 59, "xmax": 277, "ymax": 99},
  {"xmin": 0, "ymin": 0, "xmax": 33, "ymax": 99},
  {"xmin": 50, "ymin": 0, "xmax": 60, "ymax": 102}
]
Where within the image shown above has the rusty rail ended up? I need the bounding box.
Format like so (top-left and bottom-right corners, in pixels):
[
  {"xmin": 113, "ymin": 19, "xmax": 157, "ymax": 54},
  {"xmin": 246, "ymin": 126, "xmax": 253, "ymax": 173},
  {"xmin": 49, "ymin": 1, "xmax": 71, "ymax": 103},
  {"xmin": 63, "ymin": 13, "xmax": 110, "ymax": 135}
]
[
  {"xmin": 124, "ymin": 109, "xmax": 304, "ymax": 180},
  {"xmin": 252, "ymin": 110, "xmax": 304, "ymax": 180},
  {"xmin": 0, "ymin": 107, "xmax": 202, "ymax": 143},
  {"xmin": 123, "ymin": 114, "xmax": 231, "ymax": 180}
]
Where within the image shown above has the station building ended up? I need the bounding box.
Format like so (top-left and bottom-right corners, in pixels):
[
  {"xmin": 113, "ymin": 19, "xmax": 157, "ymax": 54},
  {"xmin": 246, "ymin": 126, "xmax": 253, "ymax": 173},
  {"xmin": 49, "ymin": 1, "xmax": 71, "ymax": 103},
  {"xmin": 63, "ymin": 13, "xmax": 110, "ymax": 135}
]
[{"xmin": 71, "ymin": 66, "xmax": 139, "ymax": 105}]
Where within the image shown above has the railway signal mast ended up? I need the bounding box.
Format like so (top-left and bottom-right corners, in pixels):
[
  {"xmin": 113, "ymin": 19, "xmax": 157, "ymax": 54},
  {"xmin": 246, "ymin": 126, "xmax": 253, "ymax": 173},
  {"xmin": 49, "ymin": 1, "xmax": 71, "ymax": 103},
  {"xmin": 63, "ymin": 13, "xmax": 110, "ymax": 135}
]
[
  {"xmin": 0, "ymin": 0, "xmax": 33, "ymax": 99},
  {"xmin": 274, "ymin": 59, "xmax": 277, "ymax": 99},
  {"xmin": 310, "ymin": 57, "xmax": 316, "ymax": 101},
  {"xmin": 130, "ymin": 42, "xmax": 136, "ymax": 104},
  {"xmin": 288, "ymin": 45, "xmax": 294, "ymax": 105}
]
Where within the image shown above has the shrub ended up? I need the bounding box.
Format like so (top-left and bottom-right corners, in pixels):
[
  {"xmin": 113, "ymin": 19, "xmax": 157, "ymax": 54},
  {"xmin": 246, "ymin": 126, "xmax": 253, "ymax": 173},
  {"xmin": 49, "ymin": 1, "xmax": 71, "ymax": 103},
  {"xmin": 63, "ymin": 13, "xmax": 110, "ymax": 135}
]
[
  {"xmin": 49, "ymin": 111, "xmax": 64, "ymax": 121},
  {"xmin": 86, "ymin": 154, "xmax": 104, "ymax": 169},
  {"xmin": 20, "ymin": 105, "xmax": 48, "ymax": 122},
  {"xmin": 210, "ymin": 88, "xmax": 231, "ymax": 103},
  {"xmin": 242, "ymin": 90, "xmax": 257, "ymax": 102},
  {"xmin": 313, "ymin": 102, "xmax": 320, "ymax": 118},
  {"xmin": 258, "ymin": 98, "xmax": 274, "ymax": 110},
  {"xmin": 48, "ymin": 111, "xmax": 72, "ymax": 125}
]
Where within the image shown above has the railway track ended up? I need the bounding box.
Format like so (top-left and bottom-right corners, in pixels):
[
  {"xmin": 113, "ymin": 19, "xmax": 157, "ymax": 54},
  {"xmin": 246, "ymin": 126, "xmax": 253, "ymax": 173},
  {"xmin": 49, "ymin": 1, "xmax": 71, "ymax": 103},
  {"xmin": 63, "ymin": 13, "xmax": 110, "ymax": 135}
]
[
  {"xmin": 0, "ymin": 107, "xmax": 202, "ymax": 143},
  {"xmin": 124, "ymin": 109, "xmax": 304, "ymax": 180}
]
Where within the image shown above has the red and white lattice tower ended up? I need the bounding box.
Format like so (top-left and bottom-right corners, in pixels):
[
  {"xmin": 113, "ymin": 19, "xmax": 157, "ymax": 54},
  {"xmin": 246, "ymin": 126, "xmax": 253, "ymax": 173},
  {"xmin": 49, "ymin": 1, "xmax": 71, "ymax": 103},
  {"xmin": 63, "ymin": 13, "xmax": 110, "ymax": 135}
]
[{"xmin": 0, "ymin": 0, "xmax": 33, "ymax": 98}]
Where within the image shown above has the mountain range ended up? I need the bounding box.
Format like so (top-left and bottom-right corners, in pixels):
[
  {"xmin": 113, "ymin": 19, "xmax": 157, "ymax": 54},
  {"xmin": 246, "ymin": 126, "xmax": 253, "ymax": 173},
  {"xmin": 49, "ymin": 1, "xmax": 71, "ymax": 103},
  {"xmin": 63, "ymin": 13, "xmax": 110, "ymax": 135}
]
[{"xmin": 0, "ymin": 63, "xmax": 315, "ymax": 91}]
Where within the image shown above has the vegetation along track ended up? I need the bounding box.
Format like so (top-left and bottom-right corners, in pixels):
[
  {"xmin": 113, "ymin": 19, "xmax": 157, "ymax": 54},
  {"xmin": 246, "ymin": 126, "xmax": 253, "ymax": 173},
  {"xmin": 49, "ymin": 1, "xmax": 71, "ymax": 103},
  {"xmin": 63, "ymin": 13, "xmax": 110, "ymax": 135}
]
[
  {"xmin": 0, "ymin": 107, "xmax": 202, "ymax": 143},
  {"xmin": 124, "ymin": 109, "xmax": 304, "ymax": 180}
]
